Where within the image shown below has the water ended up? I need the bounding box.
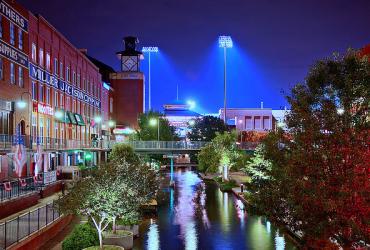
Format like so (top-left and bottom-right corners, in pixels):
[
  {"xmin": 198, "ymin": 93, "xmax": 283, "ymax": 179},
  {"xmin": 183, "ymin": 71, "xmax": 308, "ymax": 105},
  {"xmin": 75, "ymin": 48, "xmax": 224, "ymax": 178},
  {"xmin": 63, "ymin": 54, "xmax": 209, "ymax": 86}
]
[{"xmin": 134, "ymin": 169, "xmax": 297, "ymax": 250}]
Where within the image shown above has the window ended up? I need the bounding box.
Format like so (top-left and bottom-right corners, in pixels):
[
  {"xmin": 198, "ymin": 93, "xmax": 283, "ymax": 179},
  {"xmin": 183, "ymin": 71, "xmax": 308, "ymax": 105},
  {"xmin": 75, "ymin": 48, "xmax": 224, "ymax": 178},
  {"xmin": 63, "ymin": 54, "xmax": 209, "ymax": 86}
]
[
  {"xmin": 39, "ymin": 48, "xmax": 44, "ymax": 67},
  {"xmin": 77, "ymin": 101, "xmax": 80, "ymax": 113},
  {"xmin": 263, "ymin": 117, "xmax": 270, "ymax": 130},
  {"xmin": 46, "ymin": 118, "xmax": 50, "ymax": 140},
  {"xmin": 46, "ymin": 88, "xmax": 50, "ymax": 104},
  {"xmin": 32, "ymin": 43, "xmax": 37, "ymax": 62},
  {"xmin": 18, "ymin": 29, "xmax": 23, "ymax": 50},
  {"xmin": 83, "ymin": 78, "xmax": 86, "ymax": 91},
  {"xmin": 10, "ymin": 63, "xmax": 15, "ymax": 84},
  {"xmin": 72, "ymin": 71, "xmax": 76, "ymax": 84},
  {"xmin": 39, "ymin": 84, "xmax": 44, "ymax": 102},
  {"xmin": 10, "ymin": 23, "xmax": 14, "ymax": 45},
  {"xmin": 66, "ymin": 97, "xmax": 70, "ymax": 111},
  {"xmin": 72, "ymin": 99, "xmax": 76, "ymax": 112},
  {"xmin": 110, "ymin": 98, "xmax": 113, "ymax": 113},
  {"xmin": 66, "ymin": 67, "xmax": 70, "ymax": 82},
  {"xmin": 254, "ymin": 116, "xmax": 262, "ymax": 129},
  {"xmin": 77, "ymin": 74, "xmax": 80, "ymax": 88},
  {"xmin": 54, "ymin": 91, "xmax": 58, "ymax": 107},
  {"xmin": 54, "ymin": 58, "xmax": 58, "ymax": 75},
  {"xmin": 46, "ymin": 53, "xmax": 50, "ymax": 71},
  {"xmin": 54, "ymin": 122, "xmax": 58, "ymax": 140},
  {"xmin": 32, "ymin": 82, "xmax": 37, "ymax": 100},
  {"xmin": 60, "ymin": 62, "xmax": 63, "ymax": 78},
  {"xmin": 87, "ymin": 79, "xmax": 89, "ymax": 92},
  {"xmin": 0, "ymin": 15, "xmax": 2, "ymax": 38},
  {"xmin": 60, "ymin": 93, "xmax": 64, "ymax": 107},
  {"xmin": 39, "ymin": 117, "xmax": 44, "ymax": 143},
  {"xmin": 0, "ymin": 57, "xmax": 3, "ymax": 80},
  {"xmin": 32, "ymin": 115, "xmax": 37, "ymax": 139},
  {"xmin": 18, "ymin": 67, "xmax": 23, "ymax": 87},
  {"xmin": 245, "ymin": 116, "xmax": 252, "ymax": 130}
]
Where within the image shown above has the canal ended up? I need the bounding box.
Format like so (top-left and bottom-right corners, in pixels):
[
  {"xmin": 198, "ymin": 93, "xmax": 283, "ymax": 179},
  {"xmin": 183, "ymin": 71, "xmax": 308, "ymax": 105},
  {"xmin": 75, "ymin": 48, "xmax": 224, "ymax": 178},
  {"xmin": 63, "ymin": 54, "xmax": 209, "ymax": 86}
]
[{"xmin": 133, "ymin": 169, "xmax": 297, "ymax": 250}]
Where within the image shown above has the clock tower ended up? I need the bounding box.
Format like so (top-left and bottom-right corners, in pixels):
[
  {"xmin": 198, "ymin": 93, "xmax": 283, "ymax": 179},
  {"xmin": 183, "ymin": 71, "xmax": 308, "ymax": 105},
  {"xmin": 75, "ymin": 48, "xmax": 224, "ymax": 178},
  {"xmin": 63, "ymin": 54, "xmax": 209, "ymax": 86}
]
[
  {"xmin": 109, "ymin": 36, "xmax": 145, "ymax": 130},
  {"xmin": 116, "ymin": 36, "xmax": 143, "ymax": 72}
]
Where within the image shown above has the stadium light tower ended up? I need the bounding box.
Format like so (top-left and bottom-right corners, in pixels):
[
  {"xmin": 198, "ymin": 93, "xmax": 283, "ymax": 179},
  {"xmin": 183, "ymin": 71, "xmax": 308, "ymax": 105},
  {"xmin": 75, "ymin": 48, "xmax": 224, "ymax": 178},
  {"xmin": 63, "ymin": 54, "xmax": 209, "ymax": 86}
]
[
  {"xmin": 142, "ymin": 46, "xmax": 159, "ymax": 111},
  {"xmin": 218, "ymin": 35, "xmax": 233, "ymax": 123}
]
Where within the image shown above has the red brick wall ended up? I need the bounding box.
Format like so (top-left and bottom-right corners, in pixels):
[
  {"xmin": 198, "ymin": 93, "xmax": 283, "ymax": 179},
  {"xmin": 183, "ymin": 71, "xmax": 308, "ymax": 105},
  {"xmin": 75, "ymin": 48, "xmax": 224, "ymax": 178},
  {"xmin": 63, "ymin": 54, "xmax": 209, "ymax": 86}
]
[
  {"xmin": 9, "ymin": 215, "xmax": 73, "ymax": 250},
  {"xmin": 110, "ymin": 73, "xmax": 144, "ymax": 129},
  {"xmin": 0, "ymin": 192, "xmax": 39, "ymax": 219},
  {"xmin": 40, "ymin": 181, "xmax": 61, "ymax": 198}
]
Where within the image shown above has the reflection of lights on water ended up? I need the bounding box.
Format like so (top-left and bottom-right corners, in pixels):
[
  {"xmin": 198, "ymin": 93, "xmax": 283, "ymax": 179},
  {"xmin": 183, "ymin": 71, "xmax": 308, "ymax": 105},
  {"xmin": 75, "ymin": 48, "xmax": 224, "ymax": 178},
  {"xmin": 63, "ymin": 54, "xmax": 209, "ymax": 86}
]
[
  {"xmin": 147, "ymin": 222, "xmax": 160, "ymax": 250},
  {"xmin": 275, "ymin": 231, "xmax": 286, "ymax": 250},
  {"xmin": 235, "ymin": 199, "xmax": 246, "ymax": 228},
  {"xmin": 170, "ymin": 188, "xmax": 174, "ymax": 212},
  {"xmin": 185, "ymin": 221, "xmax": 198, "ymax": 250},
  {"xmin": 173, "ymin": 171, "xmax": 200, "ymax": 249},
  {"xmin": 266, "ymin": 221, "xmax": 271, "ymax": 234}
]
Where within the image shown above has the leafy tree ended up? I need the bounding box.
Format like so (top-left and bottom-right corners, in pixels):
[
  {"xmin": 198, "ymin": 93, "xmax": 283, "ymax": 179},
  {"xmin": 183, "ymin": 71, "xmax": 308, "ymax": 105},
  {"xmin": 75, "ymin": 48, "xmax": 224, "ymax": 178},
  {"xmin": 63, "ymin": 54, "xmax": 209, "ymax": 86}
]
[
  {"xmin": 244, "ymin": 144, "xmax": 272, "ymax": 188},
  {"xmin": 197, "ymin": 131, "xmax": 247, "ymax": 178},
  {"xmin": 187, "ymin": 116, "xmax": 228, "ymax": 141},
  {"xmin": 250, "ymin": 51, "xmax": 370, "ymax": 248},
  {"xmin": 136, "ymin": 111, "xmax": 177, "ymax": 141}
]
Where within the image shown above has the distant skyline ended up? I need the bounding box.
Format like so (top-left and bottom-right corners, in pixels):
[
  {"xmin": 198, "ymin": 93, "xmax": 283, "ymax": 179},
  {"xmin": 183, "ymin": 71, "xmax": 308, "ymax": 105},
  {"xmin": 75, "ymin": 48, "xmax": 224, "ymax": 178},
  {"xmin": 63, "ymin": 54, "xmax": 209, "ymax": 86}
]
[{"xmin": 19, "ymin": 0, "xmax": 370, "ymax": 113}]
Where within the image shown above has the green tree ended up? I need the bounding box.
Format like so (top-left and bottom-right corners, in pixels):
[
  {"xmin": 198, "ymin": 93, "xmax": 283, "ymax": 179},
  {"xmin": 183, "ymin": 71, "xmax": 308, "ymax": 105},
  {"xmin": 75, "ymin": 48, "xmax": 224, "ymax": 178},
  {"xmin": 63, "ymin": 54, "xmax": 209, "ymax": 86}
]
[
  {"xmin": 197, "ymin": 131, "xmax": 246, "ymax": 178},
  {"xmin": 187, "ymin": 116, "xmax": 228, "ymax": 141},
  {"xmin": 244, "ymin": 144, "xmax": 272, "ymax": 188},
  {"xmin": 251, "ymin": 51, "xmax": 370, "ymax": 248},
  {"xmin": 136, "ymin": 111, "xmax": 177, "ymax": 141}
]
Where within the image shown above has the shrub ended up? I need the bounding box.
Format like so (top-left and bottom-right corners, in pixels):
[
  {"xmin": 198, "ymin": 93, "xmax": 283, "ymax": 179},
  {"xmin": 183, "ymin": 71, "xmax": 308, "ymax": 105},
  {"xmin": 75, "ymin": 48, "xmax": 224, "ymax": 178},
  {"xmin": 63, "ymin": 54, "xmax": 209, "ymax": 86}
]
[
  {"xmin": 62, "ymin": 223, "xmax": 99, "ymax": 250},
  {"xmin": 219, "ymin": 179, "xmax": 237, "ymax": 192}
]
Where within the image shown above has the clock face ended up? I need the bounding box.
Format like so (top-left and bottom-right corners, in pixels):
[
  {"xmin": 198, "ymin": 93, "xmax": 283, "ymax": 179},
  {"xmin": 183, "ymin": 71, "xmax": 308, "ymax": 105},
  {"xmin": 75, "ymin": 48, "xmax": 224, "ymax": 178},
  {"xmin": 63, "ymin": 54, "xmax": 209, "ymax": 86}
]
[{"xmin": 122, "ymin": 56, "xmax": 138, "ymax": 72}]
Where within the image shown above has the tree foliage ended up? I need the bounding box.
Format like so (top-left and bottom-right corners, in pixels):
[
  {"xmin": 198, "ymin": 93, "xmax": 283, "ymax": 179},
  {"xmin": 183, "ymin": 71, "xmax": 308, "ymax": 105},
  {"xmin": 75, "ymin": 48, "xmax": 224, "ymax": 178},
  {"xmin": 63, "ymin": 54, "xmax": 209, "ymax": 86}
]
[
  {"xmin": 197, "ymin": 131, "xmax": 247, "ymax": 174},
  {"xmin": 187, "ymin": 115, "xmax": 228, "ymax": 141},
  {"xmin": 58, "ymin": 144, "xmax": 160, "ymax": 249},
  {"xmin": 249, "ymin": 51, "xmax": 370, "ymax": 248},
  {"xmin": 135, "ymin": 111, "xmax": 177, "ymax": 141}
]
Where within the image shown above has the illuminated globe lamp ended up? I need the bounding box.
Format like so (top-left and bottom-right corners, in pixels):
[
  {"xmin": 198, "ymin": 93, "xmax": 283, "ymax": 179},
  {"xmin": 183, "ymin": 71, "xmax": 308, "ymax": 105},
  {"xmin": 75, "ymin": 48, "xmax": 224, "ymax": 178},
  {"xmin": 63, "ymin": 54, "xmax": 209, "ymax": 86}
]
[
  {"xmin": 16, "ymin": 100, "xmax": 27, "ymax": 109},
  {"xmin": 94, "ymin": 116, "xmax": 102, "ymax": 123},
  {"xmin": 108, "ymin": 120, "xmax": 115, "ymax": 128},
  {"xmin": 55, "ymin": 110, "xmax": 64, "ymax": 119},
  {"xmin": 188, "ymin": 119, "xmax": 195, "ymax": 126}
]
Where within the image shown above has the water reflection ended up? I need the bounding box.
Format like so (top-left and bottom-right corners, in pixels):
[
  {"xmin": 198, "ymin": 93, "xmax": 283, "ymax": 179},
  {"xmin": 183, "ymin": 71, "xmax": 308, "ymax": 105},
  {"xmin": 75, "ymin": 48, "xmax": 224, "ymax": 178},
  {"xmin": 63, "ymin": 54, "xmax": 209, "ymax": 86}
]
[
  {"xmin": 146, "ymin": 219, "xmax": 160, "ymax": 250},
  {"xmin": 134, "ymin": 170, "xmax": 297, "ymax": 250}
]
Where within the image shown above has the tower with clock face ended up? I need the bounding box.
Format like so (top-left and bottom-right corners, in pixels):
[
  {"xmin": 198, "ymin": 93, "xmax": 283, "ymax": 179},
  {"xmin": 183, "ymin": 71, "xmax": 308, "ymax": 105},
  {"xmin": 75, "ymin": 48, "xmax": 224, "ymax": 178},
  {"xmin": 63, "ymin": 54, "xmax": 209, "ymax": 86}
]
[
  {"xmin": 109, "ymin": 36, "xmax": 145, "ymax": 130},
  {"xmin": 116, "ymin": 36, "xmax": 143, "ymax": 72}
]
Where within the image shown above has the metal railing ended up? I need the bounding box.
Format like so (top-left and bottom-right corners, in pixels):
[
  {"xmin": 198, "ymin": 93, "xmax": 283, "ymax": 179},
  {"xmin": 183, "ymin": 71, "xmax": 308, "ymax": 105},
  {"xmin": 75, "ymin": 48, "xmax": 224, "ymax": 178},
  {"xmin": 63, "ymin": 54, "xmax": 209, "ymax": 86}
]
[
  {"xmin": 0, "ymin": 201, "xmax": 61, "ymax": 249},
  {"xmin": 0, "ymin": 171, "xmax": 58, "ymax": 202},
  {"xmin": 122, "ymin": 141, "xmax": 209, "ymax": 150},
  {"xmin": 0, "ymin": 134, "xmax": 99, "ymax": 151}
]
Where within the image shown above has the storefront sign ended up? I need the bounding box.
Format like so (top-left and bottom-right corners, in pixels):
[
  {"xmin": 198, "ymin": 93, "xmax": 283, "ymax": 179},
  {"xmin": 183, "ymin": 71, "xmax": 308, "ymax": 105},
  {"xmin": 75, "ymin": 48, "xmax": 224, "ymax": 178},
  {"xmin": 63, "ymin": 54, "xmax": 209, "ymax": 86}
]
[
  {"xmin": 0, "ymin": 39, "xmax": 28, "ymax": 68},
  {"xmin": 0, "ymin": 0, "xmax": 28, "ymax": 32},
  {"xmin": 43, "ymin": 170, "xmax": 57, "ymax": 185},
  {"xmin": 29, "ymin": 63, "xmax": 101, "ymax": 109},
  {"xmin": 33, "ymin": 102, "xmax": 54, "ymax": 116}
]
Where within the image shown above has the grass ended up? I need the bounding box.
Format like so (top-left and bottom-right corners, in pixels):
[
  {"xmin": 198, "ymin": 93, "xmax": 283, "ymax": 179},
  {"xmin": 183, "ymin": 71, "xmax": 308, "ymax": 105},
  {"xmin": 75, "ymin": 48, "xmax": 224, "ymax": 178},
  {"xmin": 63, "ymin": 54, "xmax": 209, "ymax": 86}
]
[{"xmin": 84, "ymin": 245, "xmax": 123, "ymax": 250}]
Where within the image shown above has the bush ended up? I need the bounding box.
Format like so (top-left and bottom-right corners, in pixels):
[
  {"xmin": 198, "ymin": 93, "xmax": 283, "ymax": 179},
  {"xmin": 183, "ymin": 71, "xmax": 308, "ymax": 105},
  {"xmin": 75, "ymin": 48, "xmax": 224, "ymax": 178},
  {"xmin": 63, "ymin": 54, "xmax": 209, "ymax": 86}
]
[
  {"xmin": 62, "ymin": 223, "xmax": 99, "ymax": 250},
  {"xmin": 219, "ymin": 179, "xmax": 237, "ymax": 192}
]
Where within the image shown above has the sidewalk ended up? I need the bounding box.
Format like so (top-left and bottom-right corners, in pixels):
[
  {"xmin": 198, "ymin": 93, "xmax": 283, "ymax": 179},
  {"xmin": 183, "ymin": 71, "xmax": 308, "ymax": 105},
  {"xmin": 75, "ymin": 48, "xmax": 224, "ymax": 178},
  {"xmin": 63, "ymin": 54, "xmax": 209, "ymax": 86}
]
[{"xmin": 0, "ymin": 192, "xmax": 62, "ymax": 223}]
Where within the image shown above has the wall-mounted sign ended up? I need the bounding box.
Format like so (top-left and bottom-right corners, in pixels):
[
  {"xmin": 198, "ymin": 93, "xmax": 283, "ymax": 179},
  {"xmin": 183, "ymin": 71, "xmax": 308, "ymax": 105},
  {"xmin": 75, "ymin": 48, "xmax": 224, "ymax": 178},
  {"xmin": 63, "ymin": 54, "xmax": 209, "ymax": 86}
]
[
  {"xmin": 0, "ymin": 39, "xmax": 28, "ymax": 68},
  {"xmin": 33, "ymin": 102, "xmax": 54, "ymax": 116},
  {"xmin": 0, "ymin": 0, "xmax": 28, "ymax": 32},
  {"xmin": 29, "ymin": 63, "xmax": 101, "ymax": 109}
]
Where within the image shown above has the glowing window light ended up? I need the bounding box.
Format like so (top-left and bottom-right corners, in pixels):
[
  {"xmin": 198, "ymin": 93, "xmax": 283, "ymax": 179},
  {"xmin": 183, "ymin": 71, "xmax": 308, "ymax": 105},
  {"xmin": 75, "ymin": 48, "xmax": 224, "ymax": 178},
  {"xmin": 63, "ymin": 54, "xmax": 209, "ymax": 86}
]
[
  {"xmin": 142, "ymin": 46, "xmax": 159, "ymax": 53},
  {"xmin": 218, "ymin": 35, "xmax": 233, "ymax": 48}
]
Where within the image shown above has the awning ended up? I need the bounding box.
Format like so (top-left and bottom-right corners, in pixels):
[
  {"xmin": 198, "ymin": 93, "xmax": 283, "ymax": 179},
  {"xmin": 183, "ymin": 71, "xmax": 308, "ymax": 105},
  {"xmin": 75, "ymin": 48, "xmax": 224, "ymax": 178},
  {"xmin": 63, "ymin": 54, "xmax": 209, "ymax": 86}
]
[
  {"xmin": 67, "ymin": 111, "xmax": 77, "ymax": 125},
  {"xmin": 74, "ymin": 113, "xmax": 85, "ymax": 126}
]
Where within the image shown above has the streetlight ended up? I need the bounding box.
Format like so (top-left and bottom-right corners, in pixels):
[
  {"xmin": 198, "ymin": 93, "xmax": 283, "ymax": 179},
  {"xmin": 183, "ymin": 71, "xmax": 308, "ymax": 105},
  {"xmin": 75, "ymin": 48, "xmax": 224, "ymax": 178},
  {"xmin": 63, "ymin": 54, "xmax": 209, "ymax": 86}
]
[
  {"xmin": 149, "ymin": 117, "xmax": 160, "ymax": 141},
  {"xmin": 142, "ymin": 46, "xmax": 159, "ymax": 111},
  {"xmin": 16, "ymin": 92, "xmax": 32, "ymax": 147},
  {"xmin": 187, "ymin": 100, "xmax": 196, "ymax": 110},
  {"xmin": 218, "ymin": 35, "xmax": 233, "ymax": 123}
]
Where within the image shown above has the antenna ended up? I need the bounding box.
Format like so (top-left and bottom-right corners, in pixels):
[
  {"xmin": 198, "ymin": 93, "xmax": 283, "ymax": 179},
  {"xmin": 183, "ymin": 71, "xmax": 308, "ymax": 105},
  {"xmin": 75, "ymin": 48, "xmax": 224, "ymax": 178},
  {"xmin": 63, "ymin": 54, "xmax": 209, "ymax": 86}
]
[{"xmin": 176, "ymin": 84, "xmax": 179, "ymax": 101}]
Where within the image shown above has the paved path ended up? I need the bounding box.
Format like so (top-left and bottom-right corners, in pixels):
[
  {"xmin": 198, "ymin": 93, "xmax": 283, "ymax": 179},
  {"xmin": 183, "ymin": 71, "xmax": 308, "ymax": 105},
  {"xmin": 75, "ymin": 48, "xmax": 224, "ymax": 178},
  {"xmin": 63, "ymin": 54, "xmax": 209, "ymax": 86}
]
[{"xmin": 40, "ymin": 216, "xmax": 78, "ymax": 250}]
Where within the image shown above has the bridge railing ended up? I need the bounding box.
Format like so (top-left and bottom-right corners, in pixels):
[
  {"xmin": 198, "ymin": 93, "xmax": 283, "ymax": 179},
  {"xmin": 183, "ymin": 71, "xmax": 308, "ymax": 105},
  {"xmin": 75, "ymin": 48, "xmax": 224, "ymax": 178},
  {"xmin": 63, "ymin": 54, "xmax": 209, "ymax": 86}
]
[{"xmin": 112, "ymin": 141, "xmax": 209, "ymax": 150}]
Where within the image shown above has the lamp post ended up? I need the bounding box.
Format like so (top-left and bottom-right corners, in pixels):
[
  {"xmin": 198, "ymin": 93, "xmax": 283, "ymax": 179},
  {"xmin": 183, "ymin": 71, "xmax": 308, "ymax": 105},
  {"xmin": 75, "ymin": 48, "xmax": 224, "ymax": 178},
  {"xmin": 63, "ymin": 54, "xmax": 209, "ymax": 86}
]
[
  {"xmin": 149, "ymin": 117, "xmax": 160, "ymax": 141},
  {"xmin": 218, "ymin": 35, "xmax": 233, "ymax": 123},
  {"xmin": 16, "ymin": 92, "xmax": 32, "ymax": 148},
  {"xmin": 142, "ymin": 46, "xmax": 159, "ymax": 111}
]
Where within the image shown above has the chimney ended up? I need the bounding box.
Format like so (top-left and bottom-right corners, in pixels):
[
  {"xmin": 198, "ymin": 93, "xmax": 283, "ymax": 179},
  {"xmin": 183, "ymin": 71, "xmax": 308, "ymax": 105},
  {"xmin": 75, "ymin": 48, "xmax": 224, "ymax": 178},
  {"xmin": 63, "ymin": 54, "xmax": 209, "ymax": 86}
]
[{"xmin": 260, "ymin": 101, "xmax": 264, "ymax": 109}]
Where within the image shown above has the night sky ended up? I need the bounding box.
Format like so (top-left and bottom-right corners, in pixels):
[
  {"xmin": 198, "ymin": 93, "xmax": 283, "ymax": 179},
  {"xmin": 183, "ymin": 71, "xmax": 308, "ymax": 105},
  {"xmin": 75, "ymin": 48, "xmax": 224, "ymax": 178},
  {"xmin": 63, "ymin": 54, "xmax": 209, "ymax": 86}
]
[{"xmin": 19, "ymin": 0, "xmax": 370, "ymax": 114}]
